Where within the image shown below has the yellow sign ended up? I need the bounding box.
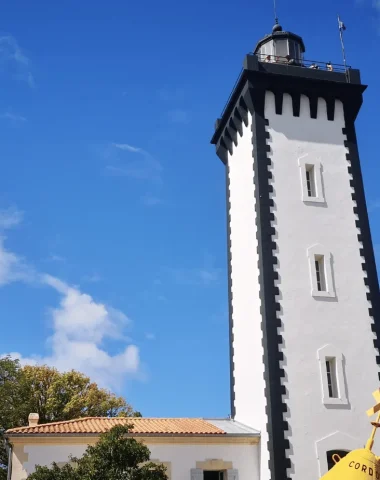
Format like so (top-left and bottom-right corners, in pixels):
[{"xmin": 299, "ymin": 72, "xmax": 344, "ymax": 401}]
[
  {"xmin": 320, "ymin": 449, "xmax": 380, "ymax": 480},
  {"xmin": 319, "ymin": 389, "xmax": 380, "ymax": 480}
]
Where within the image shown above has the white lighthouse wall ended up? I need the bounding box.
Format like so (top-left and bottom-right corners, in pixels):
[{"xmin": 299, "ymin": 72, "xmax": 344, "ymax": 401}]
[
  {"xmin": 227, "ymin": 113, "xmax": 270, "ymax": 480},
  {"xmin": 264, "ymin": 91, "xmax": 379, "ymax": 478}
]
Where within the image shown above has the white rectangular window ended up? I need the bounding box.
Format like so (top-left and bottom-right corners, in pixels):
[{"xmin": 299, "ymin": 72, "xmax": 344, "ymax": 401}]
[
  {"xmin": 314, "ymin": 255, "xmax": 326, "ymax": 292},
  {"xmin": 325, "ymin": 358, "xmax": 338, "ymax": 398},
  {"xmin": 305, "ymin": 164, "xmax": 316, "ymax": 197},
  {"xmin": 318, "ymin": 345, "xmax": 348, "ymax": 406},
  {"xmin": 307, "ymin": 245, "xmax": 336, "ymax": 298},
  {"xmin": 298, "ymin": 156, "xmax": 325, "ymax": 203}
]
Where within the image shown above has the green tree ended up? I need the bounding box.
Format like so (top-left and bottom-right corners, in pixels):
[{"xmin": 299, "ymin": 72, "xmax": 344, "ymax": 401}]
[
  {"xmin": 19, "ymin": 365, "xmax": 135, "ymax": 422},
  {"xmin": 0, "ymin": 357, "xmax": 139, "ymax": 480},
  {"xmin": 27, "ymin": 425, "xmax": 168, "ymax": 480},
  {"xmin": 0, "ymin": 356, "xmax": 23, "ymax": 480}
]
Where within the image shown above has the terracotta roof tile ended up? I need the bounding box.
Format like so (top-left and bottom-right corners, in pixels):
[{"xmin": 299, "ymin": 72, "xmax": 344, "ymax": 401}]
[{"xmin": 6, "ymin": 417, "xmax": 226, "ymax": 435}]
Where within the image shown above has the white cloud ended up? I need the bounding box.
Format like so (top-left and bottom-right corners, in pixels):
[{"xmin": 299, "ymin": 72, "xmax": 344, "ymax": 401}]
[
  {"xmin": 9, "ymin": 275, "xmax": 140, "ymax": 389},
  {"xmin": 0, "ymin": 208, "xmax": 141, "ymax": 389},
  {"xmin": 0, "ymin": 236, "xmax": 32, "ymax": 286},
  {"xmin": 0, "ymin": 206, "xmax": 23, "ymax": 229},
  {"xmin": 0, "ymin": 36, "xmax": 35, "ymax": 87},
  {"xmin": 112, "ymin": 143, "xmax": 142, "ymax": 153},
  {"xmin": 0, "ymin": 208, "xmax": 31, "ymax": 286},
  {"xmin": 0, "ymin": 112, "xmax": 27, "ymax": 124},
  {"xmin": 0, "ymin": 237, "xmax": 20, "ymax": 285},
  {"xmin": 107, "ymin": 143, "xmax": 162, "ymax": 183}
]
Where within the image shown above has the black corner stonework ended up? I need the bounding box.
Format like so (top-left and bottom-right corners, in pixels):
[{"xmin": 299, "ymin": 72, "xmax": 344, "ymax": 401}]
[
  {"xmin": 344, "ymin": 124, "xmax": 380, "ymax": 377},
  {"xmin": 250, "ymin": 87, "xmax": 290, "ymax": 480},
  {"xmin": 218, "ymin": 83, "xmax": 290, "ymax": 478}
]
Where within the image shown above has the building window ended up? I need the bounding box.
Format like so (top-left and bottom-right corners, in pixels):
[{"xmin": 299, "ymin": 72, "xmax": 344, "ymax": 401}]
[
  {"xmin": 307, "ymin": 245, "xmax": 335, "ymax": 298},
  {"xmin": 317, "ymin": 345, "xmax": 348, "ymax": 406},
  {"xmin": 204, "ymin": 472, "xmax": 225, "ymax": 480},
  {"xmin": 298, "ymin": 156, "xmax": 325, "ymax": 203},
  {"xmin": 315, "ymin": 255, "xmax": 326, "ymax": 292},
  {"xmin": 326, "ymin": 450, "xmax": 349, "ymax": 471},
  {"xmin": 325, "ymin": 358, "xmax": 338, "ymax": 398},
  {"xmin": 306, "ymin": 164, "xmax": 316, "ymax": 197}
]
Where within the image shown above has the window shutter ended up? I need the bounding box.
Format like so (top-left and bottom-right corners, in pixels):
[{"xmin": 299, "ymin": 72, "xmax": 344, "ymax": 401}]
[
  {"xmin": 227, "ymin": 469, "xmax": 239, "ymax": 480},
  {"xmin": 190, "ymin": 468, "xmax": 203, "ymax": 480}
]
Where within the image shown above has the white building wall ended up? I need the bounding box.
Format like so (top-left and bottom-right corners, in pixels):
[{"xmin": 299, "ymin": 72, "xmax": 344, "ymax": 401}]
[
  {"xmin": 264, "ymin": 91, "xmax": 379, "ymax": 478},
  {"xmin": 13, "ymin": 441, "xmax": 259, "ymax": 480},
  {"xmin": 227, "ymin": 113, "xmax": 269, "ymax": 480}
]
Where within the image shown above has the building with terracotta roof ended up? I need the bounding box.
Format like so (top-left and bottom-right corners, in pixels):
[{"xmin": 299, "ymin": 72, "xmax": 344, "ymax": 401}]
[
  {"xmin": 5, "ymin": 17, "xmax": 380, "ymax": 480},
  {"xmin": 6, "ymin": 416, "xmax": 259, "ymax": 480}
]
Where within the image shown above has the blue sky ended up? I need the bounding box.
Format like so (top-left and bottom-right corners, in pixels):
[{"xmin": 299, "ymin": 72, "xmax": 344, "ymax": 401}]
[{"xmin": 0, "ymin": 0, "xmax": 379, "ymax": 419}]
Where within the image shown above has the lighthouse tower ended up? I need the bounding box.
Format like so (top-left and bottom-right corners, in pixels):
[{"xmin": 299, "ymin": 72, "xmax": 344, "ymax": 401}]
[{"xmin": 211, "ymin": 24, "xmax": 380, "ymax": 480}]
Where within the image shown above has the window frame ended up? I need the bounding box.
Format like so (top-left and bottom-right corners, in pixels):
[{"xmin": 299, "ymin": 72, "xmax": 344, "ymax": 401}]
[
  {"xmin": 191, "ymin": 467, "xmax": 238, "ymax": 480},
  {"xmin": 298, "ymin": 156, "xmax": 325, "ymax": 203},
  {"xmin": 325, "ymin": 358, "xmax": 338, "ymax": 398},
  {"xmin": 307, "ymin": 244, "xmax": 336, "ymax": 298},
  {"xmin": 317, "ymin": 344, "xmax": 348, "ymax": 406},
  {"xmin": 314, "ymin": 255, "xmax": 326, "ymax": 292}
]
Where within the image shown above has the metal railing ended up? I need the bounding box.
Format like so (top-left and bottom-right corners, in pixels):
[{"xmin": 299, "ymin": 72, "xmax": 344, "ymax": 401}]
[
  {"xmin": 218, "ymin": 53, "xmax": 352, "ymax": 120},
  {"xmin": 255, "ymin": 52, "xmax": 350, "ymax": 73}
]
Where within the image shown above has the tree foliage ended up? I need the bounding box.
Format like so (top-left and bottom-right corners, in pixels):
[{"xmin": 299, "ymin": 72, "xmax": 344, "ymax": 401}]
[
  {"xmin": 27, "ymin": 425, "xmax": 168, "ymax": 480},
  {"xmin": 0, "ymin": 356, "xmax": 139, "ymax": 480},
  {"xmin": 0, "ymin": 356, "xmax": 22, "ymax": 480}
]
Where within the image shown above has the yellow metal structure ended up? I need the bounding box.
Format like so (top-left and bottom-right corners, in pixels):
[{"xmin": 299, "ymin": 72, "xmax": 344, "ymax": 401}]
[{"xmin": 319, "ymin": 389, "xmax": 380, "ymax": 480}]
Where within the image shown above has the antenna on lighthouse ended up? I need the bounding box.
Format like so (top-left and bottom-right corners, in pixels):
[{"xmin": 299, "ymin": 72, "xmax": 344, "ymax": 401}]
[
  {"xmin": 337, "ymin": 15, "xmax": 347, "ymax": 69},
  {"xmin": 273, "ymin": 0, "xmax": 279, "ymax": 25},
  {"xmin": 337, "ymin": 15, "xmax": 350, "ymax": 82}
]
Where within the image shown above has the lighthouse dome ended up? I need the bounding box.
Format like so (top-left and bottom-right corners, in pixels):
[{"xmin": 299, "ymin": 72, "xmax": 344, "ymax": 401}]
[{"xmin": 254, "ymin": 23, "xmax": 305, "ymax": 65}]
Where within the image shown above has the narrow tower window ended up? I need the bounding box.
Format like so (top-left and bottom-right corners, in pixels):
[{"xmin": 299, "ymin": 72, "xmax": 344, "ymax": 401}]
[
  {"xmin": 298, "ymin": 157, "xmax": 325, "ymax": 203},
  {"xmin": 315, "ymin": 255, "xmax": 326, "ymax": 292},
  {"xmin": 317, "ymin": 345, "xmax": 348, "ymax": 406},
  {"xmin": 325, "ymin": 358, "xmax": 338, "ymax": 398},
  {"xmin": 305, "ymin": 164, "xmax": 316, "ymax": 197},
  {"xmin": 307, "ymin": 245, "xmax": 335, "ymax": 298}
]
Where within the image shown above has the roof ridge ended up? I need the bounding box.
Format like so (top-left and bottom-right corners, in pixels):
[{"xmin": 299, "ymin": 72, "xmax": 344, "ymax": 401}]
[
  {"xmin": 5, "ymin": 418, "xmax": 262, "ymax": 437},
  {"xmin": 6, "ymin": 417, "xmax": 215, "ymax": 433},
  {"xmin": 7, "ymin": 417, "xmax": 93, "ymax": 431},
  {"xmin": 76, "ymin": 417, "xmax": 206, "ymax": 421}
]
